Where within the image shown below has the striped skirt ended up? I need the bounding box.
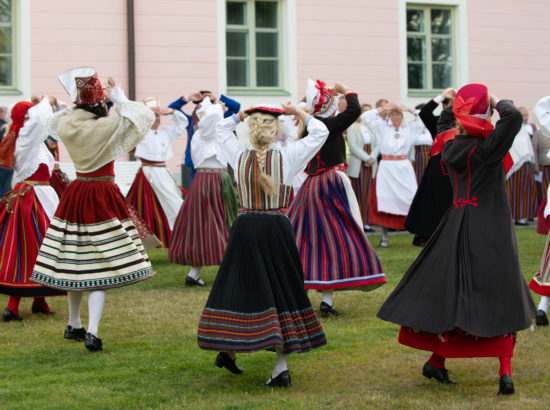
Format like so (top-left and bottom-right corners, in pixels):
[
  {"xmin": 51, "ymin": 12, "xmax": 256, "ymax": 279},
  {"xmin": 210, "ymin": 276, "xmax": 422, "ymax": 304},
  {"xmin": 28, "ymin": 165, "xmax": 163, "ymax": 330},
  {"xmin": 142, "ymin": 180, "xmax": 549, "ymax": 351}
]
[
  {"xmin": 506, "ymin": 163, "xmax": 536, "ymax": 220},
  {"xmin": 349, "ymin": 144, "xmax": 373, "ymax": 224},
  {"xmin": 198, "ymin": 212, "xmax": 326, "ymax": 353},
  {"xmin": 537, "ymin": 166, "xmax": 550, "ymax": 235},
  {"xmin": 287, "ymin": 169, "xmax": 386, "ymax": 291},
  {"xmin": 127, "ymin": 168, "xmax": 171, "ymax": 248},
  {"xmin": 31, "ymin": 179, "xmax": 155, "ymax": 291},
  {"xmin": 169, "ymin": 171, "xmax": 238, "ymax": 266},
  {"xmin": 0, "ymin": 184, "xmax": 65, "ymax": 297},
  {"xmin": 368, "ymin": 177, "xmax": 407, "ymax": 229},
  {"xmin": 530, "ymin": 232, "xmax": 550, "ymax": 296},
  {"xmin": 414, "ymin": 145, "xmax": 431, "ymax": 183}
]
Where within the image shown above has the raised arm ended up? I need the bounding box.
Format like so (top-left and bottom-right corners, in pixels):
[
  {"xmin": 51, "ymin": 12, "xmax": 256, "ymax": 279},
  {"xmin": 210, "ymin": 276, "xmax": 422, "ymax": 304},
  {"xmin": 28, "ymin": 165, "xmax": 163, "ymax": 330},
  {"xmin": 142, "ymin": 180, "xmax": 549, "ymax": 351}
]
[
  {"xmin": 16, "ymin": 97, "xmax": 53, "ymax": 153},
  {"xmin": 436, "ymin": 105, "xmax": 456, "ymax": 134},
  {"xmin": 162, "ymin": 110, "xmax": 189, "ymax": 142},
  {"xmin": 322, "ymin": 89, "xmax": 361, "ymax": 137},
  {"xmin": 216, "ymin": 114, "xmax": 246, "ymax": 171},
  {"xmin": 219, "ymin": 94, "xmax": 241, "ymax": 118}
]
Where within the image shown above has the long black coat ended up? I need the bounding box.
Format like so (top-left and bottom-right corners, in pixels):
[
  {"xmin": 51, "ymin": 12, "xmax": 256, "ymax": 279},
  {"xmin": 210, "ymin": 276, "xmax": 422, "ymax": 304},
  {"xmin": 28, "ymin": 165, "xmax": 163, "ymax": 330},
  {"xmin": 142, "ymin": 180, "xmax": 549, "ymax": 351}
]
[{"xmin": 378, "ymin": 100, "xmax": 536, "ymax": 338}]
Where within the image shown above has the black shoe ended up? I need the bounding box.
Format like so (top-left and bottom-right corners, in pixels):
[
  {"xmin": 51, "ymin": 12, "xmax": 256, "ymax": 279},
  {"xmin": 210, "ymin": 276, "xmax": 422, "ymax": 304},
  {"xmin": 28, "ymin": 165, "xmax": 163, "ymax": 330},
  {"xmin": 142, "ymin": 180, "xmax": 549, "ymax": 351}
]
[
  {"xmin": 215, "ymin": 352, "xmax": 243, "ymax": 374},
  {"xmin": 266, "ymin": 370, "xmax": 291, "ymax": 387},
  {"xmin": 422, "ymin": 362, "xmax": 456, "ymax": 384},
  {"xmin": 535, "ymin": 310, "xmax": 549, "ymax": 326},
  {"xmin": 85, "ymin": 332, "xmax": 103, "ymax": 351},
  {"xmin": 320, "ymin": 301, "xmax": 339, "ymax": 317},
  {"xmin": 2, "ymin": 308, "xmax": 22, "ymax": 322},
  {"xmin": 64, "ymin": 325, "xmax": 87, "ymax": 341},
  {"xmin": 514, "ymin": 220, "xmax": 528, "ymax": 226},
  {"xmin": 185, "ymin": 275, "xmax": 207, "ymax": 287},
  {"xmin": 498, "ymin": 374, "xmax": 515, "ymax": 395},
  {"xmin": 31, "ymin": 302, "xmax": 56, "ymax": 315},
  {"xmin": 412, "ymin": 235, "xmax": 428, "ymax": 247}
]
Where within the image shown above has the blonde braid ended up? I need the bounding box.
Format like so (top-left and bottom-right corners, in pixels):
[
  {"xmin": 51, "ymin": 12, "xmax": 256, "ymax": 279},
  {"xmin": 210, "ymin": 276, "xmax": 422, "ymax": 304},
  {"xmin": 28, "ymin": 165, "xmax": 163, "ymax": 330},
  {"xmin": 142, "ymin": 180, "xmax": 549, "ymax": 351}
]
[{"xmin": 255, "ymin": 146, "xmax": 276, "ymax": 195}]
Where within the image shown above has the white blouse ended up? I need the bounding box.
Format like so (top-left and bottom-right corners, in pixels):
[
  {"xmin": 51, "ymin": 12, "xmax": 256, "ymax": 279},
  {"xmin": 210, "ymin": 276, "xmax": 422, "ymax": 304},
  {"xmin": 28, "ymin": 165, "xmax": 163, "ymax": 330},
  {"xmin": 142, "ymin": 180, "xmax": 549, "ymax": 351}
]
[{"xmin": 135, "ymin": 111, "xmax": 188, "ymax": 162}]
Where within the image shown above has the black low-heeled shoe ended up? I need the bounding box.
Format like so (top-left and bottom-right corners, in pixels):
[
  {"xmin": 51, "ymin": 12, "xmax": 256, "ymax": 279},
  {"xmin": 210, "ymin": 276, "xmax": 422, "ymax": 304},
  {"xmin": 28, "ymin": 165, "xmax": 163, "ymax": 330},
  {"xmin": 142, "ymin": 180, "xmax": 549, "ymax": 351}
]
[
  {"xmin": 215, "ymin": 352, "xmax": 243, "ymax": 374},
  {"xmin": 422, "ymin": 362, "xmax": 456, "ymax": 384},
  {"xmin": 320, "ymin": 301, "xmax": 339, "ymax": 317},
  {"xmin": 85, "ymin": 332, "xmax": 103, "ymax": 351},
  {"xmin": 64, "ymin": 325, "xmax": 87, "ymax": 341},
  {"xmin": 2, "ymin": 308, "xmax": 22, "ymax": 322},
  {"xmin": 266, "ymin": 370, "xmax": 291, "ymax": 388},
  {"xmin": 498, "ymin": 374, "xmax": 515, "ymax": 395},
  {"xmin": 185, "ymin": 275, "xmax": 208, "ymax": 287},
  {"xmin": 31, "ymin": 303, "xmax": 56, "ymax": 315},
  {"xmin": 535, "ymin": 309, "xmax": 549, "ymax": 326}
]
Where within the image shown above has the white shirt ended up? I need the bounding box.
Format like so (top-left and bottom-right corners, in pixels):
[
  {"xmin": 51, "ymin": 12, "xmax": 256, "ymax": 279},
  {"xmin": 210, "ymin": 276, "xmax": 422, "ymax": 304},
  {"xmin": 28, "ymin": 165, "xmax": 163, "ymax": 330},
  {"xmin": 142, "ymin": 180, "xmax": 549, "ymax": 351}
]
[{"xmin": 134, "ymin": 111, "xmax": 188, "ymax": 162}]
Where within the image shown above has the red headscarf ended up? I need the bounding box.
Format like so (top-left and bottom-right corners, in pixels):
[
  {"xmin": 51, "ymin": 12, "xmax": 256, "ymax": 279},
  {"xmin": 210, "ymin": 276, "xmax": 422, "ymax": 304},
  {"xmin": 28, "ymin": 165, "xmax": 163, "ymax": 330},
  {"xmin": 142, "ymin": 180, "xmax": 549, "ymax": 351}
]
[
  {"xmin": 0, "ymin": 101, "xmax": 34, "ymax": 168},
  {"xmin": 453, "ymin": 84, "xmax": 494, "ymax": 138}
]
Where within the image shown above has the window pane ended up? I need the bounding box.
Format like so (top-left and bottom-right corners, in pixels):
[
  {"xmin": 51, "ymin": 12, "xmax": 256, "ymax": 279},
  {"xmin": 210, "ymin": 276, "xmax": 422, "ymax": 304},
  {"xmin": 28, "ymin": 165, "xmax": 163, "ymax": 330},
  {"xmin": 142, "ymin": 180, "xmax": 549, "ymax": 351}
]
[
  {"xmin": 406, "ymin": 9, "xmax": 424, "ymax": 32},
  {"xmin": 407, "ymin": 36, "xmax": 425, "ymax": 62},
  {"xmin": 0, "ymin": 56, "xmax": 12, "ymax": 86},
  {"xmin": 431, "ymin": 9, "xmax": 451, "ymax": 34},
  {"xmin": 227, "ymin": 59, "xmax": 249, "ymax": 87},
  {"xmin": 432, "ymin": 37, "xmax": 452, "ymax": 63},
  {"xmin": 226, "ymin": 31, "xmax": 248, "ymax": 57},
  {"xmin": 256, "ymin": 1, "xmax": 277, "ymax": 28},
  {"xmin": 433, "ymin": 63, "xmax": 452, "ymax": 89},
  {"xmin": 0, "ymin": 27, "xmax": 12, "ymax": 53},
  {"xmin": 227, "ymin": 1, "xmax": 246, "ymax": 25},
  {"xmin": 0, "ymin": 0, "xmax": 11, "ymax": 23},
  {"xmin": 408, "ymin": 63, "xmax": 426, "ymax": 89},
  {"xmin": 256, "ymin": 32, "xmax": 277, "ymax": 57},
  {"xmin": 257, "ymin": 59, "xmax": 278, "ymax": 87}
]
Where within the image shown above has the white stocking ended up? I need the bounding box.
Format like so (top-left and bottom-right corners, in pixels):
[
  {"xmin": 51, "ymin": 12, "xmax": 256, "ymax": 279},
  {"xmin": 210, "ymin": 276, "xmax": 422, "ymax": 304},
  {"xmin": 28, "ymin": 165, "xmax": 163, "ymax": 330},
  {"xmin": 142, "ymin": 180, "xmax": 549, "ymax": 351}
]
[
  {"xmin": 322, "ymin": 290, "xmax": 334, "ymax": 307},
  {"xmin": 538, "ymin": 296, "xmax": 549, "ymax": 313},
  {"xmin": 381, "ymin": 227, "xmax": 389, "ymax": 242},
  {"xmin": 67, "ymin": 291, "xmax": 83, "ymax": 329},
  {"xmin": 88, "ymin": 290, "xmax": 106, "ymax": 337},
  {"xmin": 269, "ymin": 348, "xmax": 288, "ymax": 381},
  {"xmin": 188, "ymin": 266, "xmax": 201, "ymax": 280}
]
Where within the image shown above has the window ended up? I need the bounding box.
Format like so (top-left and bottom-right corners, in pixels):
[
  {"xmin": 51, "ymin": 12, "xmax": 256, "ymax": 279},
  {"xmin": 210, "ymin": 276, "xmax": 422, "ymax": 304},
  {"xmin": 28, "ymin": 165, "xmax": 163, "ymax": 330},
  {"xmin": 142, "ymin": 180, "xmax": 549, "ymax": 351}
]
[
  {"xmin": 406, "ymin": 5, "xmax": 454, "ymax": 92},
  {"xmin": 226, "ymin": 0, "xmax": 281, "ymax": 90},
  {"xmin": 0, "ymin": 0, "xmax": 14, "ymax": 89}
]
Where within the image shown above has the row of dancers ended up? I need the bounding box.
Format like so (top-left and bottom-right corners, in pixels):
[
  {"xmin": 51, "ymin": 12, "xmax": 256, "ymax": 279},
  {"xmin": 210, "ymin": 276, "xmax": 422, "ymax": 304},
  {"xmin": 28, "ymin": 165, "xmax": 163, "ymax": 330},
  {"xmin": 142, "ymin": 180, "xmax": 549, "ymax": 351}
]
[{"xmin": 0, "ymin": 66, "xmax": 549, "ymax": 394}]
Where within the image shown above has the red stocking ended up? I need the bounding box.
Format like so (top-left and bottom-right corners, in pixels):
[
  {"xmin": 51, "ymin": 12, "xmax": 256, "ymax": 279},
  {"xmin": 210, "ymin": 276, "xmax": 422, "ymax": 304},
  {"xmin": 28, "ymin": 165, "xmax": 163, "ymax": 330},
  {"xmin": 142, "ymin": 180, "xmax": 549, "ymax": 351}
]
[
  {"xmin": 6, "ymin": 296, "xmax": 21, "ymax": 315},
  {"xmin": 428, "ymin": 353, "xmax": 446, "ymax": 369}
]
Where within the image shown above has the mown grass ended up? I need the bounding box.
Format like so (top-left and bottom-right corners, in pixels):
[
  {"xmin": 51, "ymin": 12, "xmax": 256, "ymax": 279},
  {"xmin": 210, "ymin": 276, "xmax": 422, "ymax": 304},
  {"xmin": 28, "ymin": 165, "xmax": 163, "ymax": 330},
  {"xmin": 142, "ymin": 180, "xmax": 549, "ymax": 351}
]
[{"xmin": 0, "ymin": 227, "xmax": 548, "ymax": 409}]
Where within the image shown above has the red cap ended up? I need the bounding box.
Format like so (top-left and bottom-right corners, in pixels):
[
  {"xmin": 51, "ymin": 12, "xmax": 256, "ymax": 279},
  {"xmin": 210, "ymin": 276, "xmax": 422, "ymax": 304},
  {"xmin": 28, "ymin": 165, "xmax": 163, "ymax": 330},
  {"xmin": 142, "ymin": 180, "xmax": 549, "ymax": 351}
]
[
  {"xmin": 244, "ymin": 105, "xmax": 285, "ymax": 117},
  {"xmin": 453, "ymin": 83, "xmax": 493, "ymax": 137},
  {"xmin": 75, "ymin": 73, "xmax": 105, "ymax": 106}
]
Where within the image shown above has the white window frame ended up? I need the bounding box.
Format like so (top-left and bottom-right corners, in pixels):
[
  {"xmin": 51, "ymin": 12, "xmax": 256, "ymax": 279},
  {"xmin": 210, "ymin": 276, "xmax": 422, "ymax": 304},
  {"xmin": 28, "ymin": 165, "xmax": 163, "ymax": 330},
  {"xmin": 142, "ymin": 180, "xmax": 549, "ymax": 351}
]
[
  {"xmin": 217, "ymin": 0, "xmax": 297, "ymax": 104},
  {"xmin": 399, "ymin": 0, "xmax": 468, "ymax": 107}
]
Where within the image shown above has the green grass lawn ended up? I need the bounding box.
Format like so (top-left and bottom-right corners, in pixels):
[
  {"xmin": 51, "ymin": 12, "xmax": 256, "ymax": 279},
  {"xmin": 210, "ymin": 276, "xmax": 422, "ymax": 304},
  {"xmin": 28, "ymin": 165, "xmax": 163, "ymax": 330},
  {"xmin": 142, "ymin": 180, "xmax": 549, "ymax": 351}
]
[{"xmin": 1, "ymin": 227, "xmax": 548, "ymax": 409}]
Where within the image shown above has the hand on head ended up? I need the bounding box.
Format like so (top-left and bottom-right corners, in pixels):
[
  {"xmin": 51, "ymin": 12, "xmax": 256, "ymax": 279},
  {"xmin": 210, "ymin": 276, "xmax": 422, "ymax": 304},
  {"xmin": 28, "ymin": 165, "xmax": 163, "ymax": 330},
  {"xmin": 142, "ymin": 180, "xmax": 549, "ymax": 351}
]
[
  {"xmin": 442, "ymin": 87, "xmax": 457, "ymax": 99},
  {"xmin": 490, "ymin": 94, "xmax": 499, "ymax": 109},
  {"xmin": 237, "ymin": 111, "xmax": 248, "ymax": 122}
]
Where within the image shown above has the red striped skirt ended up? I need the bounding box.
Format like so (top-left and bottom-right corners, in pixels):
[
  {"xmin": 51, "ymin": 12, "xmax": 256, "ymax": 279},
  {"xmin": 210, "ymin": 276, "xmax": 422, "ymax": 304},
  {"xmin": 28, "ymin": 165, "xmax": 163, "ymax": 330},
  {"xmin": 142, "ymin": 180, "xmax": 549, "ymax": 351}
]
[
  {"xmin": 506, "ymin": 163, "xmax": 536, "ymax": 220},
  {"xmin": 368, "ymin": 177, "xmax": 407, "ymax": 229},
  {"xmin": 0, "ymin": 184, "xmax": 64, "ymax": 296},
  {"xmin": 287, "ymin": 169, "xmax": 385, "ymax": 291},
  {"xmin": 349, "ymin": 144, "xmax": 373, "ymax": 224},
  {"xmin": 414, "ymin": 145, "xmax": 430, "ymax": 183},
  {"xmin": 169, "ymin": 171, "xmax": 230, "ymax": 266},
  {"xmin": 537, "ymin": 166, "xmax": 550, "ymax": 235},
  {"xmin": 127, "ymin": 168, "xmax": 171, "ymax": 248}
]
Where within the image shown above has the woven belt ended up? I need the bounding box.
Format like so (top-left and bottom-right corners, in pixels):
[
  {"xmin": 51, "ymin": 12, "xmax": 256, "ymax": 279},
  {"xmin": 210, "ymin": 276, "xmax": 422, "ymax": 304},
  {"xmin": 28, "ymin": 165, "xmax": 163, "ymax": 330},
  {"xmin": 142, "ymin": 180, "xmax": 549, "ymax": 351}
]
[
  {"xmin": 142, "ymin": 163, "xmax": 166, "ymax": 168},
  {"xmin": 76, "ymin": 175, "xmax": 115, "ymax": 182},
  {"xmin": 140, "ymin": 159, "xmax": 166, "ymax": 167},
  {"xmin": 239, "ymin": 208, "xmax": 287, "ymax": 216},
  {"xmin": 381, "ymin": 155, "xmax": 408, "ymax": 161},
  {"xmin": 197, "ymin": 168, "xmax": 228, "ymax": 174},
  {"xmin": 20, "ymin": 180, "xmax": 50, "ymax": 186}
]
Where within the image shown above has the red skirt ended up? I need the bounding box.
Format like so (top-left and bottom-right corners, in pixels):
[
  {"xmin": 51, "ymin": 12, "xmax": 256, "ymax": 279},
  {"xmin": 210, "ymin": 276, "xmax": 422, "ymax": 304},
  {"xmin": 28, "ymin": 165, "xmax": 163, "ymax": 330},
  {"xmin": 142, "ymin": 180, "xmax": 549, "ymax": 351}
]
[
  {"xmin": 398, "ymin": 326, "xmax": 515, "ymax": 358},
  {"xmin": 0, "ymin": 184, "xmax": 64, "ymax": 296},
  {"xmin": 126, "ymin": 168, "xmax": 171, "ymax": 248},
  {"xmin": 368, "ymin": 177, "xmax": 407, "ymax": 229},
  {"xmin": 49, "ymin": 168, "xmax": 71, "ymax": 197}
]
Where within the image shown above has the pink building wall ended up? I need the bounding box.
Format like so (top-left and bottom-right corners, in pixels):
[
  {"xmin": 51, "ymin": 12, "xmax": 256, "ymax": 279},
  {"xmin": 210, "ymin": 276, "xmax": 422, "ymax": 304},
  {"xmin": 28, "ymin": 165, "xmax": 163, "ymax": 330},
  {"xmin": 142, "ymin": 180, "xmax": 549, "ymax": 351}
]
[{"xmin": 22, "ymin": 0, "xmax": 550, "ymax": 171}]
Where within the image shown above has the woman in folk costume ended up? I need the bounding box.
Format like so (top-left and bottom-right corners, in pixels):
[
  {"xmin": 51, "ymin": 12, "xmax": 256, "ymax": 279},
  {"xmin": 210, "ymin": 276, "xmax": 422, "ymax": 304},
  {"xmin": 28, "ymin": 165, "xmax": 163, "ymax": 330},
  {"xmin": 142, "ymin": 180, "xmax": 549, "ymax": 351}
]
[
  {"xmin": 126, "ymin": 96, "xmax": 188, "ymax": 248},
  {"xmin": 346, "ymin": 106, "xmax": 379, "ymax": 231},
  {"xmin": 361, "ymin": 104, "xmax": 432, "ymax": 248},
  {"xmin": 377, "ymin": 84, "xmax": 536, "ymax": 395},
  {"xmin": 288, "ymin": 80, "xmax": 385, "ymax": 317},
  {"xmin": 198, "ymin": 103, "xmax": 327, "ymax": 387},
  {"xmin": 0, "ymin": 98, "xmax": 66, "ymax": 322},
  {"xmin": 530, "ymin": 96, "xmax": 550, "ymax": 327},
  {"xmin": 168, "ymin": 96, "xmax": 239, "ymax": 286},
  {"xmin": 45, "ymin": 136, "xmax": 71, "ymax": 196},
  {"xmin": 505, "ymin": 123, "xmax": 536, "ymax": 225},
  {"xmin": 31, "ymin": 67, "xmax": 156, "ymax": 351}
]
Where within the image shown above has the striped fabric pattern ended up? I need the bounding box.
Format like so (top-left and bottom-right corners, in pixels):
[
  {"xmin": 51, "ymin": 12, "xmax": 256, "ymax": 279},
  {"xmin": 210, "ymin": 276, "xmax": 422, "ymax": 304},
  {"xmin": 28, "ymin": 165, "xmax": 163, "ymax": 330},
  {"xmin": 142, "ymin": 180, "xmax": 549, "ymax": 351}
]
[
  {"xmin": 168, "ymin": 171, "xmax": 231, "ymax": 266},
  {"xmin": 506, "ymin": 162, "xmax": 536, "ymax": 220},
  {"xmin": 368, "ymin": 177, "xmax": 407, "ymax": 229},
  {"xmin": 126, "ymin": 168, "xmax": 171, "ymax": 248},
  {"xmin": 414, "ymin": 145, "xmax": 431, "ymax": 183},
  {"xmin": 349, "ymin": 143, "xmax": 373, "ymax": 224},
  {"xmin": 536, "ymin": 166, "xmax": 550, "ymax": 235},
  {"xmin": 198, "ymin": 306, "xmax": 326, "ymax": 353},
  {"xmin": 288, "ymin": 169, "xmax": 385, "ymax": 291},
  {"xmin": 530, "ymin": 232, "xmax": 550, "ymax": 296},
  {"xmin": 238, "ymin": 150, "xmax": 292, "ymax": 210},
  {"xmin": 31, "ymin": 217, "xmax": 155, "ymax": 290}
]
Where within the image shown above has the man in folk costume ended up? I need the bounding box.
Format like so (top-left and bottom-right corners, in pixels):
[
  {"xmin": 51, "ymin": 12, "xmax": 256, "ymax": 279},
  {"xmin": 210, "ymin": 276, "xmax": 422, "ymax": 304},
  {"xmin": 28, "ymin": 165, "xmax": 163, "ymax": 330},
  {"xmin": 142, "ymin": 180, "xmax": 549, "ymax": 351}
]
[
  {"xmin": 0, "ymin": 97, "xmax": 66, "ymax": 321},
  {"xmin": 377, "ymin": 84, "xmax": 536, "ymax": 395},
  {"xmin": 530, "ymin": 95, "xmax": 550, "ymax": 326},
  {"xmin": 126, "ymin": 96, "xmax": 188, "ymax": 248},
  {"xmin": 31, "ymin": 67, "xmax": 156, "ymax": 351},
  {"xmin": 168, "ymin": 96, "xmax": 239, "ymax": 286},
  {"xmin": 198, "ymin": 103, "xmax": 328, "ymax": 387},
  {"xmin": 287, "ymin": 79, "xmax": 386, "ymax": 317},
  {"xmin": 169, "ymin": 92, "xmax": 240, "ymax": 184}
]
